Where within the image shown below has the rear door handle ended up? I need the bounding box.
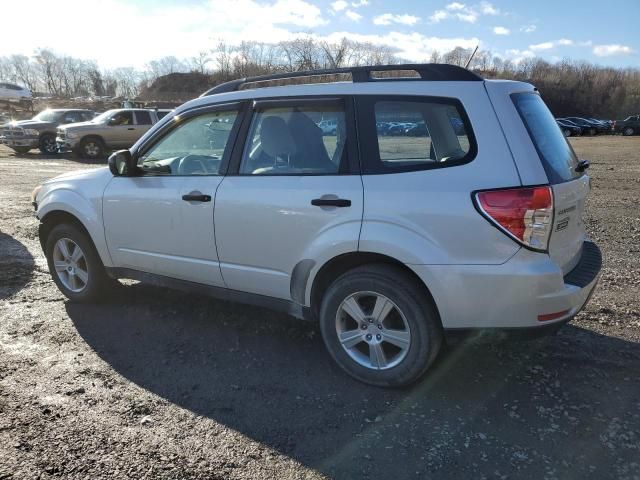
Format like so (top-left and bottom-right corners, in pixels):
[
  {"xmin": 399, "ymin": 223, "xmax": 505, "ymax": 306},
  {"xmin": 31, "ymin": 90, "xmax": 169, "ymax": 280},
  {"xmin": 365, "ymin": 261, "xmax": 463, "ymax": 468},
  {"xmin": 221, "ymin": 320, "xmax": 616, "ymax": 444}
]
[
  {"xmin": 311, "ymin": 198, "xmax": 351, "ymax": 207},
  {"xmin": 127, "ymin": 127, "xmax": 135, "ymax": 130},
  {"xmin": 182, "ymin": 194, "xmax": 211, "ymax": 202}
]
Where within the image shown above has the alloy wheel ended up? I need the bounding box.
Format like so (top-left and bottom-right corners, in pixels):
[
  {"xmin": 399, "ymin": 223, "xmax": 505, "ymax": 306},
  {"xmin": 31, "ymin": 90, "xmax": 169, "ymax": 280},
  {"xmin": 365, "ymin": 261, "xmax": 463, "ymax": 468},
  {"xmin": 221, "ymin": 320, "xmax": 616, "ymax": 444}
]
[
  {"xmin": 335, "ymin": 291, "xmax": 411, "ymax": 370},
  {"xmin": 53, "ymin": 238, "xmax": 89, "ymax": 292}
]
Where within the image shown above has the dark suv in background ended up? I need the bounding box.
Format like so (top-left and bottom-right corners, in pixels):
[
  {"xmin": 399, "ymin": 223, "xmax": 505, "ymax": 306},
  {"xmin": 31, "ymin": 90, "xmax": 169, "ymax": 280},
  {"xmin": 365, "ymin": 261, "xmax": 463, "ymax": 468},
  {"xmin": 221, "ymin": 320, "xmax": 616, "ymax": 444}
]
[{"xmin": 1, "ymin": 109, "xmax": 94, "ymax": 154}]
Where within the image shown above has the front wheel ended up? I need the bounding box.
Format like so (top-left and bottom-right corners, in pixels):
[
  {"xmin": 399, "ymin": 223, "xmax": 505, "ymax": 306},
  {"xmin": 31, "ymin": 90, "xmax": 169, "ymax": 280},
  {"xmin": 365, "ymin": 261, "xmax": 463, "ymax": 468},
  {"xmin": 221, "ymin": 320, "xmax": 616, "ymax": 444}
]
[
  {"xmin": 79, "ymin": 137, "xmax": 105, "ymax": 160},
  {"xmin": 562, "ymin": 128, "xmax": 571, "ymax": 137},
  {"xmin": 39, "ymin": 133, "xmax": 57, "ymax": 154},
  {"xmin": 623, "ymin": 127, "xmax": 635, "ymax": 136},
  {"xmin": 319, "ymin": 264, "xmax": 442, "ymax": 387},
  {"xmin": 45, "ymin": 223, "xmax": 113, "ymax": 302}
]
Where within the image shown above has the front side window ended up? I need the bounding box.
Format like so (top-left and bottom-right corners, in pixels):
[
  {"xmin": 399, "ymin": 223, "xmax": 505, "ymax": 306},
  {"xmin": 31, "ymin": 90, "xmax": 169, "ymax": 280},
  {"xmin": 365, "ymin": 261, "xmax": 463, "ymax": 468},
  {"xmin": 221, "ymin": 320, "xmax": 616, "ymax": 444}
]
[
  {"xmin": 109, "ymin": 111, "xmax": 134, "ymax": 126},
  {"xmin": 138, "ymin": 109, "xmax": 239, "ymax": 176},
  {"xmin": 363, "ymin": 98, "xmax": 473, "ymax": 173},
  {"xmin": 240, "ymin": 103, "xmax": 347, "ymax": 175}
]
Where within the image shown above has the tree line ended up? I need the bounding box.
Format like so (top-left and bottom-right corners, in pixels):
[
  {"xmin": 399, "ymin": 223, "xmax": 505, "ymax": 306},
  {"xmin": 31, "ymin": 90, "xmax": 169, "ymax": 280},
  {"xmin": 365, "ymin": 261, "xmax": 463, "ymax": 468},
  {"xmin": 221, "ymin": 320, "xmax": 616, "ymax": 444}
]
[{"xmin": 1, "ymin": 41, "xmax": 638, "ymax": 118}]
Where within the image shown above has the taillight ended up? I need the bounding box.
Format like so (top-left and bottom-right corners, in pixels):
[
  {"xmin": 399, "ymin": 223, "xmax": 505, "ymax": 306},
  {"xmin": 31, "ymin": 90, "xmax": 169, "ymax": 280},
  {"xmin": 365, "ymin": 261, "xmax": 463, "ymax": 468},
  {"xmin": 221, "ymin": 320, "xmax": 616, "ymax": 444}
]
[{"xmin": 475, "ymin": 186, "xmax": 554, "ymax": 252}]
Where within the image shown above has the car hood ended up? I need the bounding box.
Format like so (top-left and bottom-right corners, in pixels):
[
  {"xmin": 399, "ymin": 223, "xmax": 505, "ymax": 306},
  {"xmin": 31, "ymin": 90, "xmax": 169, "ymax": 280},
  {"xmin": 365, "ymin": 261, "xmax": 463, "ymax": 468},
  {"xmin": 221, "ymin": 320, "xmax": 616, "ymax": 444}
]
[
  {"xmin": 59, "ymin": 121, "xmax": 100, "ymax": 130},
  {"xmin": 43, "ymin": 166, "xmax": 112, "ymax": 186},
  {"xmin": 6, "ymin": 120, "xmax": 55, "ymax": 129}
]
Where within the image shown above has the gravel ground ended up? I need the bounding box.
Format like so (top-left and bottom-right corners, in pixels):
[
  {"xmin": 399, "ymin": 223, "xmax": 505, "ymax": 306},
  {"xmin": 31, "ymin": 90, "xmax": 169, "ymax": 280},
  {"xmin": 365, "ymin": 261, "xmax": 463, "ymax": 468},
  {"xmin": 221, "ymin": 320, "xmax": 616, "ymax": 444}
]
[{"xmin": 0, "ymin": 137, "xmax": 639, "ymax": 480}]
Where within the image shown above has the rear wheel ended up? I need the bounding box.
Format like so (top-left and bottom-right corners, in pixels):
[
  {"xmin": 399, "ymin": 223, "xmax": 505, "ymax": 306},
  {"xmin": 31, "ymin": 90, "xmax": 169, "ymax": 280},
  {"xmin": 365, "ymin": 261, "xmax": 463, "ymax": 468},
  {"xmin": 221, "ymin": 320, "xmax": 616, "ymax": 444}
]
[
  {"xmin": 562, "ymin": 128, "xmax": 571, "ymax": 137},
  {"xmin": 39, "ymin": 133, "xmax": 57, "ymax": 154},
  {"xmin": 45, "ymin": 223, "xmax": 113, "ymax": 302},
  {"xmin": 79, "ymin": 137, "xmax": 105, "ymax": 160},
  {"xmin": 11, "ymin": 147, "xmax": 31, "ymax": 154},
  {"xmin": 319, "ymin": 264, "xmax": 442, "ymax": 387},
  {"xmin": 623, "ymin": 126, "xmax": 635, "ymax": 136}
]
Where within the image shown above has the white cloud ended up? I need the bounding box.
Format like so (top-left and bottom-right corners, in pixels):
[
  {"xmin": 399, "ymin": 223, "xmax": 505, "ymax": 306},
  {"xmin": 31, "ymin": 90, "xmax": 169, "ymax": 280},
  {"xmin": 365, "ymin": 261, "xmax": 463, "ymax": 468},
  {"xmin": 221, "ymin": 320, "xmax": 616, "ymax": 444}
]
[
  {"xmin": 331, "ymin": 0, "xmax": 348, "ymax": 12},
  {"xmin": 593, "ymin": 44, "xmax": 634, "ymax": 57},
  {"xmin": 480, "ymin": 1, "xmax": 499, "ymax": 15},
  {"xmin": 374, "ymin": 13, "xmax": 420, "ymax": 26},
  {"xmin": 505, "ymin": 48, "xmax": 535, "ymax": 63},
  {"xmin": 351, "ymin": 0, "xmax": 369, "ymax": 6},
  {"xmin": 429, "ymin": 10, "xmax": 449, "ymax": 22},
  {"xmin": 493, "ymin": 26, "xmax": 510, "ymax": 35},
  {"xmin": 520, "ymin": 24, "xmax": 536, "ymax": 33},
  {"xmin": 456, "ymin": 12, "xmax": 478, "ymax": 23},
  {"xmin": 530, "ymin": 41, "xmax": 554, "ymax": 51},
  {"xmin": 345, "ymin": 9, "xmax": 362, "ymax": 21},
  {"xmin": 446, "ymin": 2, "xmax": 466, "ymax": 10}
]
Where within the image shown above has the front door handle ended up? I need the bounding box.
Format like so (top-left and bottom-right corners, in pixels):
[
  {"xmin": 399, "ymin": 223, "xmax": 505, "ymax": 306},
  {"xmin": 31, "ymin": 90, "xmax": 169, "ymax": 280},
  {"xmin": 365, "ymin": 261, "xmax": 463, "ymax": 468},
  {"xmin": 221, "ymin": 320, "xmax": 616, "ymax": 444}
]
[
  {"xmin": 311, "ymin": 198, "xmax": 351, "ymax": 207},
  {"xmin": 127, "ymin": 127, "xmax": 135, "ymax": 130},
  {"xmin": 182, "ymin": 193, "xmax": 211, "ymax": 202}
]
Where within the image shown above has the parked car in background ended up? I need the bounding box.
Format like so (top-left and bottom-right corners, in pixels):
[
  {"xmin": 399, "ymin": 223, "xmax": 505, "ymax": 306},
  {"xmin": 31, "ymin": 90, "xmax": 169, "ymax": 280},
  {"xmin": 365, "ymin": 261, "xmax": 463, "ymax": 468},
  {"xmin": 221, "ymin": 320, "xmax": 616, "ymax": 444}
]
[
  {"xmin": 0, "ymin": 82, "xmax": 32, "ymax": 107},
  {"xmin": 33, "ymin": 63, "xmax": 601, "ymax": 387},
  {"xmin": 562, "ymin": 117, "xmax": 608, "ymax": 135},
  {"xmin": 613, "ymin": 115, "xmax": 640, "ymax": 136},
  {"xmin": 56, "ymin": 108, "xmax": 163, "ymax": 159},
  {"xmin": 1, "ymin": 109, "xmax": 94, "ymax": 154},
  {"xmin": 556, "ymin": 119, "xmax": 582, "ymax": 137}
]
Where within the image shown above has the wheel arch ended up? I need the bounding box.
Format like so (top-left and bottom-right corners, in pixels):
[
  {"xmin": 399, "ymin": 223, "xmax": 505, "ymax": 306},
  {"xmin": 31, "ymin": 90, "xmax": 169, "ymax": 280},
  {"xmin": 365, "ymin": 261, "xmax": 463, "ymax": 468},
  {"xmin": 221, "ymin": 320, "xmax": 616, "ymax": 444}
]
[{"xmin": 307, "ymin": 251, "xmax": 441, "ymax": 324}]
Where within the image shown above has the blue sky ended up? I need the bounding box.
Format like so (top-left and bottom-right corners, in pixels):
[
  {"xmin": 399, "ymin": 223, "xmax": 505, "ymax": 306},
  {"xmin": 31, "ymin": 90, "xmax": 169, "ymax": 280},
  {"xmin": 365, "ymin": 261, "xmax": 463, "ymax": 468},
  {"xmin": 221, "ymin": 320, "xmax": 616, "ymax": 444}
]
[{"xmin": 2, "ymin": 0, "xmax": 638, "ymax": 69}]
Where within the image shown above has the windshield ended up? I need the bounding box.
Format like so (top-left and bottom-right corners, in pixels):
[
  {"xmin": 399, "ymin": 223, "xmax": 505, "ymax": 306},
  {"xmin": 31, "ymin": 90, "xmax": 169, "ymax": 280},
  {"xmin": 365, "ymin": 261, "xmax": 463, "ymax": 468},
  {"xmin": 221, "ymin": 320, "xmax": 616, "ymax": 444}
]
[
  {"xmin": 33, "ymin": 110, "xmax": 62, "ymax": 122},
  {"xmin": 512, "ymin": 92, "xmax": 580, "ymax": 184},
  {"xmin": 92, "ymin": 110, "xmax": 118, "ymax": 123}
]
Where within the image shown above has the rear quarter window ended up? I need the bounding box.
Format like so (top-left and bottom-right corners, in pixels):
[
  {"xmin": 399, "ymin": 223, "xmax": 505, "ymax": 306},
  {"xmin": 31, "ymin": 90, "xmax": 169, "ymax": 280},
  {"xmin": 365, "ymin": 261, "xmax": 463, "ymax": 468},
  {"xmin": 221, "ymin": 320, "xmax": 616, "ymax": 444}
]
[
  {"xmin": 356, "ymin": 96, "xmax": 476, "ymax": 174},
  {"xmin": 512, "ymin": 92, "xmax": 580, "ymax": 184}
]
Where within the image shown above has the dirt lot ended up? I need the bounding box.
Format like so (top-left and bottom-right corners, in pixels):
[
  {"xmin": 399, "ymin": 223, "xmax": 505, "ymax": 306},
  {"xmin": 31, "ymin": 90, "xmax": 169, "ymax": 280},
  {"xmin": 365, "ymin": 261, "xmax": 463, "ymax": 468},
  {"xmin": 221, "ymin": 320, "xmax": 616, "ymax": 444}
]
[{"xmin": 0, "ymin": 137, "xmax": 639, "ymax": 479}]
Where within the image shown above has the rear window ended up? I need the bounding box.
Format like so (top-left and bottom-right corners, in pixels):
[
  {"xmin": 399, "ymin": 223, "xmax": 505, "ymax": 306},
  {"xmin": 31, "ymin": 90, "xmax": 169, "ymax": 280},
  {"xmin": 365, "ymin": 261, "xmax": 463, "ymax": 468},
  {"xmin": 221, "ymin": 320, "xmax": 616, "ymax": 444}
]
[{"xmin": 512, "ymin": 93, "xmax": 580, "ymax": 184}]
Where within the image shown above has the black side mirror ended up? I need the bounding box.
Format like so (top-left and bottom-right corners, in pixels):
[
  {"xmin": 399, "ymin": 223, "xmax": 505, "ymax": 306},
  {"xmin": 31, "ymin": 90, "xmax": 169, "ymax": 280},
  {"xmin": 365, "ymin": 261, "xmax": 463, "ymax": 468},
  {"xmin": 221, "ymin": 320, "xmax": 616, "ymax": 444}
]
[{"xmin": 108, "ymin": 150, "xmax": 136, "ymax": 176}]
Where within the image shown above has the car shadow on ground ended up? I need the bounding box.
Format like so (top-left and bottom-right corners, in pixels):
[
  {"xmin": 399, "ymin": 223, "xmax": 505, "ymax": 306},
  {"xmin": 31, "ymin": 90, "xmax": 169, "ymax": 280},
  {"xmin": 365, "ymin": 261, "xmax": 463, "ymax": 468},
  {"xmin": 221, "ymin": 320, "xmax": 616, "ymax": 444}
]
[
  {"xmin": 7, "ymin": 150, "xmax": 106, "ymax": 164},
  {"xmin": 67, "ymin": 283, "xmax": 640, "ymax": 479},
  {"xmin": 0, "ymin": 232, "xmax": 35, "ymax": 299}
]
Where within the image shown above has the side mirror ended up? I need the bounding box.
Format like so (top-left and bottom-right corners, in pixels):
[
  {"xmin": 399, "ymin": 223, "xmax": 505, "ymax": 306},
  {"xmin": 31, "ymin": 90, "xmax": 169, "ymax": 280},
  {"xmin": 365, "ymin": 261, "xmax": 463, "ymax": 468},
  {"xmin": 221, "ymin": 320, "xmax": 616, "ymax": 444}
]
[{"xmin": 108, "ymin": 150, "xmax": 136, "ymax": 176}]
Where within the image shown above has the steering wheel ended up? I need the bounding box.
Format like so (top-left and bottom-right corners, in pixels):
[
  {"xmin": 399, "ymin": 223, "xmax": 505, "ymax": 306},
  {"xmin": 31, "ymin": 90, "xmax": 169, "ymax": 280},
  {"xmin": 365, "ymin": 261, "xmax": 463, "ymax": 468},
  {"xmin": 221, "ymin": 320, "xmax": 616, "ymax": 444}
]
[{"xmin": 177, "ymin": 154, "xmax": 218, "ymax": 175}]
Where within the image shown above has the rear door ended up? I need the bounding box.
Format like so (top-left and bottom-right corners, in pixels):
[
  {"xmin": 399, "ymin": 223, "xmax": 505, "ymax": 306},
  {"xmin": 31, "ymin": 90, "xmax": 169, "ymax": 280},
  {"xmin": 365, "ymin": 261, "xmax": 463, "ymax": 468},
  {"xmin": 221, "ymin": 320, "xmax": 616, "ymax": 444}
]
[
  {"xmin": 214, "ymin": 97, "xmax": 363, "ymax": 301},
  {"xmin": 134, "ymin": 110, "xmax": 155, "ymax": 140},
  {"xmin": 511, "ymin": 92, "xmax": 589, "ymax": 274}
]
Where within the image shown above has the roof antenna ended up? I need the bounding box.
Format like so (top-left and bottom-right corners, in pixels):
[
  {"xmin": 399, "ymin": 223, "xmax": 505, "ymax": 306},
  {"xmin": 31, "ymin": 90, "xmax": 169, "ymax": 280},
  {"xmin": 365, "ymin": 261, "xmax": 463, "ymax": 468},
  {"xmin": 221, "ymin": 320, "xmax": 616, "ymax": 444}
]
[{"xmin": 464, "ymin": 45, "xmax": 479, "ymax": 69}]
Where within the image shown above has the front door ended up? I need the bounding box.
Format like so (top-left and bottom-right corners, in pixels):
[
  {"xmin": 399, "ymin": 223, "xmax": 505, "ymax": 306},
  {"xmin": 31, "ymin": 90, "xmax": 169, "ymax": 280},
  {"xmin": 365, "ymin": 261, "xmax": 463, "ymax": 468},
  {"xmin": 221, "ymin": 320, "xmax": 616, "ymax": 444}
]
[
  {"xmin": 214, "ymin": 98, "xmax": 363, "ymax": 301},
  {"xmin": 103, "ymin": 106, "xmax": 242, "ymax": 286}
]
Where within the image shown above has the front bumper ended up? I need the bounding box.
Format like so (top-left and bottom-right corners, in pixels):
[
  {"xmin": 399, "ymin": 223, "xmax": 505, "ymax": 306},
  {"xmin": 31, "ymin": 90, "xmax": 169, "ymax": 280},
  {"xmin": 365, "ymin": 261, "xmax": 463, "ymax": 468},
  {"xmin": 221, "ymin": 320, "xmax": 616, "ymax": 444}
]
[
  {"xmin": 410, "ymin": 241, "xmax": 602, "ymax": 333},
  {"xmin": 0, "ymin": 135, "xmax": 39, "ymax": 148},
  {"xmin": 56, "ymin": 136, "xmax": 79, "ymax": 152}
]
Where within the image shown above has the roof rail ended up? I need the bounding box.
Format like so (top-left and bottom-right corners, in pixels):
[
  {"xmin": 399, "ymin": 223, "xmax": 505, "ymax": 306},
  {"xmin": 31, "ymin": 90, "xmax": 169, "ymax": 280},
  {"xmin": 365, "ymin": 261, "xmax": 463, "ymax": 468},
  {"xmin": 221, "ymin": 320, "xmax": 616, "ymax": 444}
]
[{"xmin": 200, "ymin": 63, "xmax": 483, "ymax": 97}]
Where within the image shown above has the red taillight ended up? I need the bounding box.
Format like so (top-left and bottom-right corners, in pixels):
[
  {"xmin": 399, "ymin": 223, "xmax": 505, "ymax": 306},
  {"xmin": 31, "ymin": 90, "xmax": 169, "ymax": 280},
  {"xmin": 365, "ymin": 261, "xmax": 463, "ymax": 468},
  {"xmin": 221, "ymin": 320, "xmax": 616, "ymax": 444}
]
[
  {"xmin": 476, "ymin": 186, "xmax": 554, "ymax": 251},
  {"xmin": 538, "ymin": 310, "xmax": 570, "ymax": 322}
]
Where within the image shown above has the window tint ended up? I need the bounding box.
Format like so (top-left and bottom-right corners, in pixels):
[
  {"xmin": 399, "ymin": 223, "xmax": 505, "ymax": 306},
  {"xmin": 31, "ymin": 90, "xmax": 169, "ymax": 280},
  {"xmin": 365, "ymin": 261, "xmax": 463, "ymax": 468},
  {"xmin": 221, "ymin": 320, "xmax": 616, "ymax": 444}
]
[
  {"xmin": 362, "ymin": 98, "xmax": 473, "ymax": 173},
  {"xmin": 109, "ymin": 111, "xmax": 134, "ymax": 126},
  {"xmin": 512, "ymin": 93, "xmax": 579, "ymax": 184},
  {"xmin": 135, "ymin": 111, "xmax": 152, "ymax": 125},
  {"xmin": 138, "ymin": 109, "xmax": 238, "ymax": 176},
  {"xmin": 62, "ymin": 111, "xmax": 83, "ymax": 123},
  {"xmin": 240, "ymin": 104, "xmax": 346, "ymax": 175},
  {"xmin": 80, "ymin": 112, "xmax": 94, "ymax": 121}
]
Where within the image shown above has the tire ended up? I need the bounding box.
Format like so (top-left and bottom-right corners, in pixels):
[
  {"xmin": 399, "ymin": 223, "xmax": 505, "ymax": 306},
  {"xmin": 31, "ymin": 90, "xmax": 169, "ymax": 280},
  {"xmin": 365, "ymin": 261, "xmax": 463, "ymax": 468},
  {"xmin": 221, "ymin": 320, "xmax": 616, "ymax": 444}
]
[
  {"xmin": 45, "ymin": 223, "xmax": 113, "ymax": 302},
  {"xmin": 11, "ymin": 147, "xmax": 31, "ymax": 154},
  {"xmin": 39, "ymin": 133, "xmax": 57, "ymax": 154},
  {"xmin": 562, "ymin": 128, "xmax": 571, "ymax": 137},
  {"xmin": 319, "ymin": 264, "xmax": 443, "ymax": 387},
  {"xmin": 79, "ymin": 136, "xmax": 105, "ymax": 160},
  {"xmin": 623, "ymin": 127, "xmax": 635, "ymax": 136}
]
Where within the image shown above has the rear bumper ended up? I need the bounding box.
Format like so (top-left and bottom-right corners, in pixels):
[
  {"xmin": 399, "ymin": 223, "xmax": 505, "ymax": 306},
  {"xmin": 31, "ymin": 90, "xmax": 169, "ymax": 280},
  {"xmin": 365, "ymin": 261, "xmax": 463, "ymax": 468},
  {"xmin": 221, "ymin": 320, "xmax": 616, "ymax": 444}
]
[{"xmin": 410, "ymin": 241, "xmax": 602, "ymax": 333}]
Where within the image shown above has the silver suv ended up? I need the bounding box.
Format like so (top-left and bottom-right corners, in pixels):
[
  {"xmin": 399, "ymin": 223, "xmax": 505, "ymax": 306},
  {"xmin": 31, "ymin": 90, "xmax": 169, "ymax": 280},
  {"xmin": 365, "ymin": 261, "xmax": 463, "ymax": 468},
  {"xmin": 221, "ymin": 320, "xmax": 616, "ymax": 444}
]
[{"xmin": 32, "ymin": 64, "xmax": 602, "ymax": 386}]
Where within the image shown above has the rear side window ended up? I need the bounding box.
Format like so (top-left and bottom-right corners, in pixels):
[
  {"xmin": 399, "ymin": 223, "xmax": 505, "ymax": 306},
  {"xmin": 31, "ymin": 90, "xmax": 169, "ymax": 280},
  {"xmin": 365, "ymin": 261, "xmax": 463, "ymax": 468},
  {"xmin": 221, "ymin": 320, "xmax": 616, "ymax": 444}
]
[
  {"xmin": 357, "ymin": 96, "xmax": 475, "ymax": 174},
  {"xmin": 240, "ymin": 102, "xmax": 347, "ymax": 175},
  {"xmin": 512, "ymin": 93, "xmax": 580, "ymax": 184},
  {"xmin": 135, "ymin": 111, "xmax": 152, "ymax": 125}
]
